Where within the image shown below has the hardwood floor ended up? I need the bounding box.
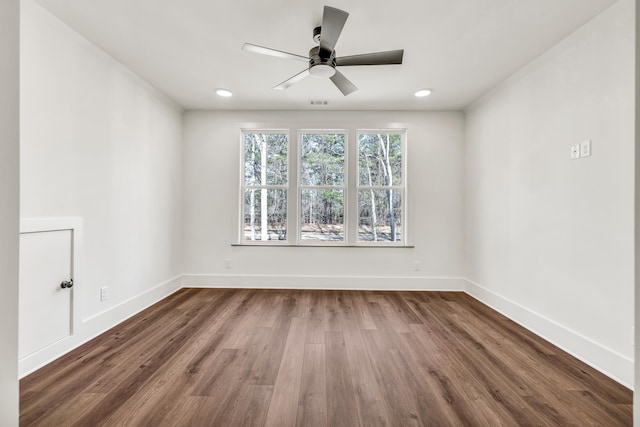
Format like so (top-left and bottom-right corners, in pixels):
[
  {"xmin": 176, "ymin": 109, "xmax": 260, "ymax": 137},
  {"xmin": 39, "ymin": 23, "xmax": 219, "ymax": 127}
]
[{"xmin": 20, "ymin": 288, "xmax": 632, "ymax": 426}]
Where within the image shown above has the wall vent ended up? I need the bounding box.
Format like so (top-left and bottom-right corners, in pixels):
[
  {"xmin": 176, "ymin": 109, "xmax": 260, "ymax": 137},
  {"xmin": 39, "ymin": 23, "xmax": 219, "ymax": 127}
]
[{"xmin": 309, "ymin": 100, "xmax": 328, "ymax": 105}]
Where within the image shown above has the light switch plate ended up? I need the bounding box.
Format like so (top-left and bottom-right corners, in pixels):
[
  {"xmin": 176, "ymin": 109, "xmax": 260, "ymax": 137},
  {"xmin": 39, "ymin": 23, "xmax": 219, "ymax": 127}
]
[
  {"xmin": 580, "ymin": 140, "xmax": 591, "ymax": 157},
  {"xmin": 570, "ymin": 144, "xmax": 581, "ymax": 159}
]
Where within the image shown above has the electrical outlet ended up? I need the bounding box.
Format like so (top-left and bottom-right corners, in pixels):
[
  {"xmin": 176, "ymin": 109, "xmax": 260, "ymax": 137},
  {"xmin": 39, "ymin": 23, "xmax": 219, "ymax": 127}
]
[
  {"xmin": 570, "ymin": 143, "xmax": 581, "ymax": 159},
  {"xmin": 580, "ymin": 140, "xmax": 591, "ymax": 157},
  {"xmin": 100, "ymin": 286, "xmax": 108, "ymax": 302},
  {"xmin": 413, "ymin": 261, "xmax": 421, "ymax": 271},
  {"xmin": 224, "ymin": 258, "xmax": 231, "ymax": 269}
]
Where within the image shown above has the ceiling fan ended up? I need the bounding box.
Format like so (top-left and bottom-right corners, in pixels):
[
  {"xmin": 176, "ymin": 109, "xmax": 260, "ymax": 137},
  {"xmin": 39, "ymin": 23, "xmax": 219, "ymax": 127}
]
[{"xmin": 242, "ymin": 5, "xmax": 404, "ymax": 96}]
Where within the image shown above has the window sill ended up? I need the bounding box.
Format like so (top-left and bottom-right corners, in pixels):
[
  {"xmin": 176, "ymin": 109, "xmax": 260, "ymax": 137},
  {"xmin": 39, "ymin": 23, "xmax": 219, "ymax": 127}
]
[{"xmin": 231, "ymin": 243, "xmax": 415, "ymax": 248}]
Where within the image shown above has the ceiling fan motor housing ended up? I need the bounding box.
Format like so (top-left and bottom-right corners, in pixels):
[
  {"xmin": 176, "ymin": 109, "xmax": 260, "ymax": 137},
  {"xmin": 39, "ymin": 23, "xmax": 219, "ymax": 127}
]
[{"xmin": 308, "ymin": 45, "xmax": 336, "ymax": 78}]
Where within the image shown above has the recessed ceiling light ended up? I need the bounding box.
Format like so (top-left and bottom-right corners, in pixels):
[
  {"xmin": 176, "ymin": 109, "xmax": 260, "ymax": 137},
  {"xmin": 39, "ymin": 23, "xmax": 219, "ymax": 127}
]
[
  {"xmin": 216, "ymin": 89, "xmax": 233, "ymax": 97},
  {"xmin": 414, "ymin": 89, "xmax": 432, "ymax": 97}
]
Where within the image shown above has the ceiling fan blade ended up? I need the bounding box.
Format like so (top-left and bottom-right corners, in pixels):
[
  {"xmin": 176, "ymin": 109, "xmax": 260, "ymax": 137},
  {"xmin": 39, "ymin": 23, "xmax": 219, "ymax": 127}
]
[
  {"xmin": 335, "ymin": 49, "xmax": 404, "ymax": 66},
  {"xmin": 273, "ymin": 68, "xmax": 311, "ymax": 90},
  {"xmin": 319, "ymin": 6, "xmax": 349, "ymax": 57},
  {"xmin": 329, "ymin": 70, "xmax": 358, "ymax": 96},
  {"xmin": 242, "ymin": 43, "xmax": 309, "ymax": 63}
]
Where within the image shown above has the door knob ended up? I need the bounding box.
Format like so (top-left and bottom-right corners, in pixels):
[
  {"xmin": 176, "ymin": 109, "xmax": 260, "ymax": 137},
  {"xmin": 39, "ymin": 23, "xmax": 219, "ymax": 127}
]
[{"xmin": 60, "ymin": 279, "xmax": 73, "ymax": 289}]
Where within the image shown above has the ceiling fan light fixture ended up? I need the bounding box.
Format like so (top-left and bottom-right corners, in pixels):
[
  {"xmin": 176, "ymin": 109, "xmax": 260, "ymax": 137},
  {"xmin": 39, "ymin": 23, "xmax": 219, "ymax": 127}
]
[
  {"xmin": 414, "ymin": 89, "xmax": 432, "ymax": 97},
  {"xmin": 309, "ymin": 64, "xmax": 336, "ymax": 78},
  {"xmin": 215, "ymin": 88, "xmax": 233, "ymax": 97}
]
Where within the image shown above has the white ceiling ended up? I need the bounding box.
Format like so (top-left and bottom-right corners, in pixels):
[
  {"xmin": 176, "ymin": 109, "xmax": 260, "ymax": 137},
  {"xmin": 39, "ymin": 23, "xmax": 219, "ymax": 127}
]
[{"xmin": 34, "ymin": 0, "xmax": 618, "ymax": 110}]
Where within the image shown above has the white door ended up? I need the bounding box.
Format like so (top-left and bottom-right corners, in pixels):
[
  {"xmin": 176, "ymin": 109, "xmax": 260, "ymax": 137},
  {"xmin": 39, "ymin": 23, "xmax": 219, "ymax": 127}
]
[{"xmin": 19, "ymin": 230, "xmax": 73, "ymax": 360}]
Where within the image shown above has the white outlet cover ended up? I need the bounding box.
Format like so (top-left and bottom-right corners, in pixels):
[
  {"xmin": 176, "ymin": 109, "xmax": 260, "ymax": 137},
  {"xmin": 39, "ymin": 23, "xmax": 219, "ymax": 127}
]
[{"xmin": 580, "ymin": 140, "xmax": 591, "ymax": 157}]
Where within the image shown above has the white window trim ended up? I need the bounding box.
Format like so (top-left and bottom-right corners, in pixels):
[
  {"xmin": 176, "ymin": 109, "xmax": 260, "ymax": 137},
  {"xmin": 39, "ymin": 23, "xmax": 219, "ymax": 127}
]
[{"xmin": 237, "ymin": 127, "xmax": 410, "ymax": 247}]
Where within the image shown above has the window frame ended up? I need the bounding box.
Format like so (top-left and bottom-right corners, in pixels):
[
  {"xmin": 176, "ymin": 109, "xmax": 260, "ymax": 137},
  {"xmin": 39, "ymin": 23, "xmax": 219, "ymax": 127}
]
[
  {"xmin": 297, "ymin": 129, "xmax": 348, "ymax": 246},
  {"xmin": 239, "ymin": 129, "xmax": 291, "ymax": 245},
  {"xmin": 355, "ymin": 129, "xmax": 407, "ymax": 246},
  {"xmin": 236, "ymin": 127, "xmax": 409, "ymax": 247}
]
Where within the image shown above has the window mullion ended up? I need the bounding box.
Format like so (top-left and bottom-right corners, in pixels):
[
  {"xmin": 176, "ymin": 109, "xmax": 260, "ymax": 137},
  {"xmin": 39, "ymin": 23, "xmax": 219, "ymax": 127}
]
[
  {"xmin": 346, "ymin": 129, "xmax": 357, "ymax": 245},
  {"xmin": 288, "ymin": 128, "xmax": 299, "ymax": 244}
]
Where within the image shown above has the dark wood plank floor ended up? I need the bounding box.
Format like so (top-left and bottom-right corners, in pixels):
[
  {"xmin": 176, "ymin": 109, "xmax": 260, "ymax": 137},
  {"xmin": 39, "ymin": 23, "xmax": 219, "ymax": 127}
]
[{"xmin": 20, "ymin": 288, "xmax": 632, "ymax": 426}]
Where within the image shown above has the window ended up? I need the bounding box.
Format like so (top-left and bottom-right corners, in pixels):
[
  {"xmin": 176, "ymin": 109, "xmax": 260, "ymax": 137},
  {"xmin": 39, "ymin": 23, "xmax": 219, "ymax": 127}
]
[
  {"xmin": 240, "ymin": 128, "xmax": 406, "ymax": 245},
  {"xmin": 357, "ymin": 132, "xmax": 404, "ymax": 243},
  {"xmin": 300, "ymin": 132, "xmax": 346, "ymax": 242},
  {"xmin": 241, "ymin": 131, "xmax": 288, "ymax": 241}
]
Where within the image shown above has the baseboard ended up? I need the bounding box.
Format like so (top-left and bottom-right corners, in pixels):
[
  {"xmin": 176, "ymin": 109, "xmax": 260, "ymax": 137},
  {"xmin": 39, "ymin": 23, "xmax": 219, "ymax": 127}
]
[
  {"xmin": 182, "ymin": 273, "xmax": 466, "ymax": 291},
  {"xmin": 18, "ymin": 274, "xmax": 183, "ymax": 378},
  {"xmin": 464, "ymin": 278, "xmax": 633, "ymax": 389}
]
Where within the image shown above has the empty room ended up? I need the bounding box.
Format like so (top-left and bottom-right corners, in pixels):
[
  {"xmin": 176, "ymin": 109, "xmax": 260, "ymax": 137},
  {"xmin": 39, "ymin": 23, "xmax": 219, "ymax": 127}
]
[{"xmin": 0, "ymin": 0, "xmax": 638, "ymax": 425}]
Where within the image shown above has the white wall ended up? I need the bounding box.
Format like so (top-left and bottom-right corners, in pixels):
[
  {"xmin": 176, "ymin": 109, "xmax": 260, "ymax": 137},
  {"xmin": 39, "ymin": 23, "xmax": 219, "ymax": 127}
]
[
  {"xmin": 465, "ymin": 0, "xmax": 634, "ymax": 387},
  {"xmin": 0, "ymin": 0, "xmax": 20, "ymax": 423},
  {"xmin": 183, "ymin": 110, "xmax": 465, "ymax": 289},
  {"xmin": 19, "ymin": 0, "xmax": 183, "ymax": 373}
]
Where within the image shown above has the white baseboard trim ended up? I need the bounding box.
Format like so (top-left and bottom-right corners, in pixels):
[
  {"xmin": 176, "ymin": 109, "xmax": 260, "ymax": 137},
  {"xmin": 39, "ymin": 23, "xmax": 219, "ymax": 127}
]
[
  {"xmin": 18, "ymin": 274, "xmax": 183, "ymax": 378},
  {"xmin": 464, "ymin": 278, "xmax": 633, "ymax": 389},
  {"xmin": 182, "ymin": 274, "xmax": 466, "ymax": 291}
]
